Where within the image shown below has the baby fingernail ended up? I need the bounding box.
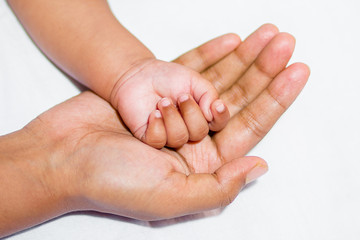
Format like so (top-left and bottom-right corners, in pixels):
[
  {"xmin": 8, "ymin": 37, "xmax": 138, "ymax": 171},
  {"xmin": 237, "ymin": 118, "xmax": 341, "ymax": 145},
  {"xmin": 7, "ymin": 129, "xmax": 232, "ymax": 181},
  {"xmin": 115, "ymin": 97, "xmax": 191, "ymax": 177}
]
[
  {"xmin": 161, "ymin": 98, "xmax": 171, "ymax": 107},
  {"xmin": 154, "ymin": 110, "xmax": 162, "ymax": 118},
  {"xmin": 216, "ymin": 103, "xmax": 225, "ymax": 113},
  {"xmin": 245, "ymin": 163, "xmax": 268, "ymax": 184},
  {"xmin": 179, "ymin": 94, "xmax": 189, "ymax": 103}
]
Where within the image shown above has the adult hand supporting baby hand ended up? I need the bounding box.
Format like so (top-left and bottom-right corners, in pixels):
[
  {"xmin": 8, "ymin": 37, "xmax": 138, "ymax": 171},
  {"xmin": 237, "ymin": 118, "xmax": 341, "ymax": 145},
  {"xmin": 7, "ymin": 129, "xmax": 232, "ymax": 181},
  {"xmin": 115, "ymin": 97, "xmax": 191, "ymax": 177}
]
[{"xmin": 0, "ymin": 24, "xmax": 309, "ymax": 238}]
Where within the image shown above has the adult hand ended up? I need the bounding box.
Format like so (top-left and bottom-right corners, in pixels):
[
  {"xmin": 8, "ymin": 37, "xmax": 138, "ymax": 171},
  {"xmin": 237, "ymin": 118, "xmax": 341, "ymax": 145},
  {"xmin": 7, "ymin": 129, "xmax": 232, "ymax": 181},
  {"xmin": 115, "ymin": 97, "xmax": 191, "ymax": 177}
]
[
  {"xmin": 0, "ymin": 24, "xmax": 309, "ymax": 237},
  {"xmin": 174, "ymin": 24, "xmax": 310, "ymax": 170}
]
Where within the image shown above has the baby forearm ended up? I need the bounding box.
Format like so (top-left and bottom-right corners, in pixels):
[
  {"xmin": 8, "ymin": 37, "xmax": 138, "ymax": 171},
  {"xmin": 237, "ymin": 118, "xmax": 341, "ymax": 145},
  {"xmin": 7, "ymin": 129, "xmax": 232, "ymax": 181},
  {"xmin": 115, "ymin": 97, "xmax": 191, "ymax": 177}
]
[{"xmin": 7, "ymin": 0, "xmax": 155, "ymax": 100}]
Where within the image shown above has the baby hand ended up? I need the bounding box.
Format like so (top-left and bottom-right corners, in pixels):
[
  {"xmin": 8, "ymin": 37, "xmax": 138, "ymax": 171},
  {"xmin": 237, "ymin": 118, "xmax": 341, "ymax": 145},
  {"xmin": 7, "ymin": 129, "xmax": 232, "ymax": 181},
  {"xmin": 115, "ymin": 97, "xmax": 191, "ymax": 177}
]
[{"xmin": 111, "ymin": 59, "xmax": 230, "ymax": 148}]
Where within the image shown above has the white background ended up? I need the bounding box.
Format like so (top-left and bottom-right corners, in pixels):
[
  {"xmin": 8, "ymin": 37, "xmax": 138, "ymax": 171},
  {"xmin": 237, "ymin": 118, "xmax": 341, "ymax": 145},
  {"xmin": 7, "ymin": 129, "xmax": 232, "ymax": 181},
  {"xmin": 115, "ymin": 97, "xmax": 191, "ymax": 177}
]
[{"xmin": 1, "ymin": 0, "xmax": 360, "ymax": 239}]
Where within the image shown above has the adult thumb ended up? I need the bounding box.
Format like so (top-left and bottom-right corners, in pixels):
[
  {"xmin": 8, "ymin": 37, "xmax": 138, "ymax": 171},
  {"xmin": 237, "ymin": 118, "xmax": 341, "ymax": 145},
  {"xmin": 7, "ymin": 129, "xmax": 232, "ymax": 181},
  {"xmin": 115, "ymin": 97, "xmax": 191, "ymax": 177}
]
[{"xmin": 166, "ymin": 156, "xmax": 268, "ymax": 218}]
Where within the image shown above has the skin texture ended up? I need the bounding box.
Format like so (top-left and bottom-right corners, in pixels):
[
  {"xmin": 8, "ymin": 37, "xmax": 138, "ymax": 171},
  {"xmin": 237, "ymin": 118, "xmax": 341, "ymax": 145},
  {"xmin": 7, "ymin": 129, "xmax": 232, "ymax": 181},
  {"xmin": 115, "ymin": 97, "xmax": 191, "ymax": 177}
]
[
  {"xmin": 7, "ymin": 0, "xmax": 230, "ymax": 148},
  {"xmin": 0, "ymin": 24, "xmax": 310, "ymax": 238}
]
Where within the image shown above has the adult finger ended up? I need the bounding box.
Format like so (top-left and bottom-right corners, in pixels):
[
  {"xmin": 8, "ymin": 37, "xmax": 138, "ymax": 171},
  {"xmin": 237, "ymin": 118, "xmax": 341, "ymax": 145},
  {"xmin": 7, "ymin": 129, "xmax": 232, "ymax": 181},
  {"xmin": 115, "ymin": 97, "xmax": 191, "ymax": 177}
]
[
  {"xmin": 202, "ymin": 24, "xmax": 279, "ymax": 94},
  {"xmin": 221, "ymin": 32, "xmax": 296, "ymax": 118},
  {"xmin": 214, "ymin": 63, "xmax": 310, "ymax": 161},
  {"xmin": 173, "ymin": 33, "xmax": 241, "ymax": 72}
]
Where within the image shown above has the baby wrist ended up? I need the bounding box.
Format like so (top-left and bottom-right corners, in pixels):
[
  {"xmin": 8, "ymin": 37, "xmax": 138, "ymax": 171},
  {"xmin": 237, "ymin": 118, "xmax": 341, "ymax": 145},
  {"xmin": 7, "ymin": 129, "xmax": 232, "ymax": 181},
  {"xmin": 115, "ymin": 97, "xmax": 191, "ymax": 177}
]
[{"xmin": 109, "ymin": 57, "xmax": 156, "ymax": 110}]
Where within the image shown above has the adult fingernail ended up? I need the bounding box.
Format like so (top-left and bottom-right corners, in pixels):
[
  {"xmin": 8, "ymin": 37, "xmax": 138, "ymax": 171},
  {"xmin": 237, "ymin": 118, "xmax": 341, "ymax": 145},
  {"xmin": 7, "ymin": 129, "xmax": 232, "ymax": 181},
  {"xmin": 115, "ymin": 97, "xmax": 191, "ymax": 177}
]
[
  {"xmin": 161, "ymin": 98, "xmax": 171, "ymax": 107},
  {"xmin": 245, "ymin": 163, "xmax": 268, "ymax": 184},
  {"xmin": 178, "ymin": 94, "xmax": 189, "ymax": 103}
]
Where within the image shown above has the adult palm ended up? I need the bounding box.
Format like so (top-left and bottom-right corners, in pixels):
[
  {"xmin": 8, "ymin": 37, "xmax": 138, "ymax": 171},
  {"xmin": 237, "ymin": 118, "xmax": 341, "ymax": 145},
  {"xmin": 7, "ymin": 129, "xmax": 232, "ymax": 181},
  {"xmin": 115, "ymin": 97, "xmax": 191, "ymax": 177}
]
[{"xmin": 26, "ymin": 24, "xmax": 309, "ymax": 222}]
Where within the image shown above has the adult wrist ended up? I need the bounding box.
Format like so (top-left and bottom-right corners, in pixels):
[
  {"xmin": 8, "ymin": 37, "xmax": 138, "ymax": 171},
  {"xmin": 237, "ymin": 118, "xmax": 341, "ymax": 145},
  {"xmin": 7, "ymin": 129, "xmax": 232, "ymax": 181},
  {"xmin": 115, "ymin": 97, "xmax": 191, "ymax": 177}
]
[
  {"xmin": 22, "ymin": 120, "xmax": 82, "ymax": 212},
  {"xmin": 0, "ymin": 126, "xmax": 77, "ymax": 237}
]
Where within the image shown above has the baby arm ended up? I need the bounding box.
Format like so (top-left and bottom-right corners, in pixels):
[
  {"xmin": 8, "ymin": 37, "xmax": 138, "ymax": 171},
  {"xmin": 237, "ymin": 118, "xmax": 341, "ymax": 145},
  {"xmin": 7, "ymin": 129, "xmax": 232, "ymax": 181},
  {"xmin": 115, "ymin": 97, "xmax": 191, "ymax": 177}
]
[{"xmin": 8, "ymin": 0, "xmax": 229, "ymax": 148}]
